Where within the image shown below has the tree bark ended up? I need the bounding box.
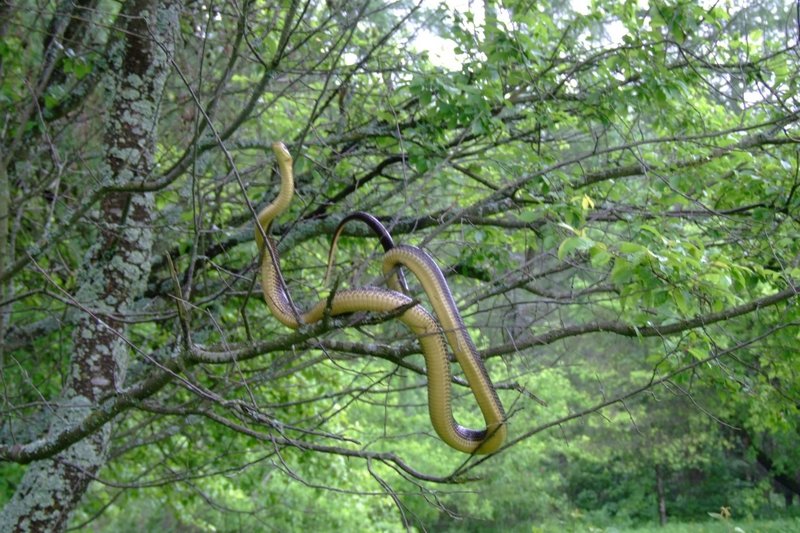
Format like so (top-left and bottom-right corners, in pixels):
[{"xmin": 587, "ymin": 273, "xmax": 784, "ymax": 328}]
[
  {"xmin": 754, "ymin": 443, "xmax": 800, "ymax": 500},
  {"xmin": 656, "ymin": 464, "xmax": 667, "ymax": 526},
  {"xmin": 0, "ymin": 1, "xmax": 177, "ymax": 531}
]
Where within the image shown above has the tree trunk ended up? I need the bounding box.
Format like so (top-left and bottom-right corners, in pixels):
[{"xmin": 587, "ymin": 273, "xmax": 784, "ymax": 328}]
[
  {"xmin": 0, "ymin": 2, "xmax": 177, "ymax": 531},
  {"xmin": 656, "ymin": 464, "xmax": 667, "ymax": 526}
]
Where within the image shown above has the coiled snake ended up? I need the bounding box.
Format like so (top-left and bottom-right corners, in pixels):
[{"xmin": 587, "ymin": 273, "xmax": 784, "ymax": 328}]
[{"xmin": 255, "ymin": 142, "xmax": 506, "ymax": 454}]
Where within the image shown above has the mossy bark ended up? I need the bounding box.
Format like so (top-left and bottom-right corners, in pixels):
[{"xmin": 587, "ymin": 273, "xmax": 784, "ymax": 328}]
[{"xmin": 0, "ymin": 2, "xmax": 177, "ymax": 531}]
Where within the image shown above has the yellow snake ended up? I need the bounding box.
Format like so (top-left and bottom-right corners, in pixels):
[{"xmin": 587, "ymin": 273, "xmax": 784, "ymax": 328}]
[
  {"xmin": 256, "ymin": 142, "xmax": 506, "ymax": 454},
  {"xmin": 325, "ymin": 211, "xmax": 410, "ymax": 294}
]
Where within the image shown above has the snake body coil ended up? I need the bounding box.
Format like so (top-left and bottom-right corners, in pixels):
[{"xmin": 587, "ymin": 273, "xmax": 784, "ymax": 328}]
[
  {"xmin": 256, "ymin": 142, "xmax": 506, "ymax": 454},
  {"xmin": 325, "ymin": 211, "xmax": 409, "ymax": 294}
]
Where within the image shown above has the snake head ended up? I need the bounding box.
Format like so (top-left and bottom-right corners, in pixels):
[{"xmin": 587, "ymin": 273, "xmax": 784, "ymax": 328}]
[{"xmin": 272, "ymin": 142, "xmax": 292, "ymax": 165}]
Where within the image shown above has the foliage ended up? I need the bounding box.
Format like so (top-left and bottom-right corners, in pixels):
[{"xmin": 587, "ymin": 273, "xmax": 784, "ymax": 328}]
[{"xmin": 1, "ymin": 0, "xmax": 799, "ymax": 530}]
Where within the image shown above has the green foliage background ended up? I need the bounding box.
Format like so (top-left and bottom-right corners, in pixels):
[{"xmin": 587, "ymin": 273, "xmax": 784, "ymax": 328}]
[{"xmin": 1, "ymin": 0, "xmax": 799, "ymax": 530}]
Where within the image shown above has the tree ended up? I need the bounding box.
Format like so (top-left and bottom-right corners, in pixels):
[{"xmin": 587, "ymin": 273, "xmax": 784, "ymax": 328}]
[{"xmin": 1, "ymin": 0, "xmax": 798, "ymax": 530}]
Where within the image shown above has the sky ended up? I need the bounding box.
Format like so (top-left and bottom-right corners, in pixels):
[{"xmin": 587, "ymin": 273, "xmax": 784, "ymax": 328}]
[{"xmin": 414, "ymin": 0, "xmax": 630, "ymax": 70}]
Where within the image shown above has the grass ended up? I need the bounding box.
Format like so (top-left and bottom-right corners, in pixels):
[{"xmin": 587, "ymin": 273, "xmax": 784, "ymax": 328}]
[
  {"xmin": 530, "ymin": 516, "xmax": 800, "ymax": 533},
  {"xmin": 605, "ymin": 517, "xmax": 800, "ymax": 533}
]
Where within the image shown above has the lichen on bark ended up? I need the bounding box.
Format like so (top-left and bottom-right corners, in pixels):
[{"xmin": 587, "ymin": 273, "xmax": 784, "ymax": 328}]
[{"xmin": 0, "ymin": 2, "xmax": 178, "ymax": 531}]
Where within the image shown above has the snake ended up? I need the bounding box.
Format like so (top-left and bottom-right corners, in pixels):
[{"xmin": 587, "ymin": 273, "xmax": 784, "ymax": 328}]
[
  {"xmin": 256, "ymin": 142, "xmax": 506, "ymax": 454},
  {"xmin": 324, "ymin": 211, "xmax": 409, "ymax": 294}
]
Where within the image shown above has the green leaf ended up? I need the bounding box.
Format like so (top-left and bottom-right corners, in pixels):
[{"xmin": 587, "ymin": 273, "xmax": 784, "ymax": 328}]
[
  {"xmin": 688, "ymin": 347, "xmax": 707, "ymax": 361},
  {"xmin": 611, "ymin": 258, "xmax": 633, "ymax": 284},
  {"xmin": 556, "ymin": 222, "xmax": 581, "ymax": 236},
  {"xmin": 558, "ymin": 236, "xmax": 589, "ymax": 260},
  {"xmin": 589, "ymin": 245, "xmax": 612, "ymax": 268},
  {"xmin": 672, "ymin": 288, "xmax": 692, "ymax": 316}
]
